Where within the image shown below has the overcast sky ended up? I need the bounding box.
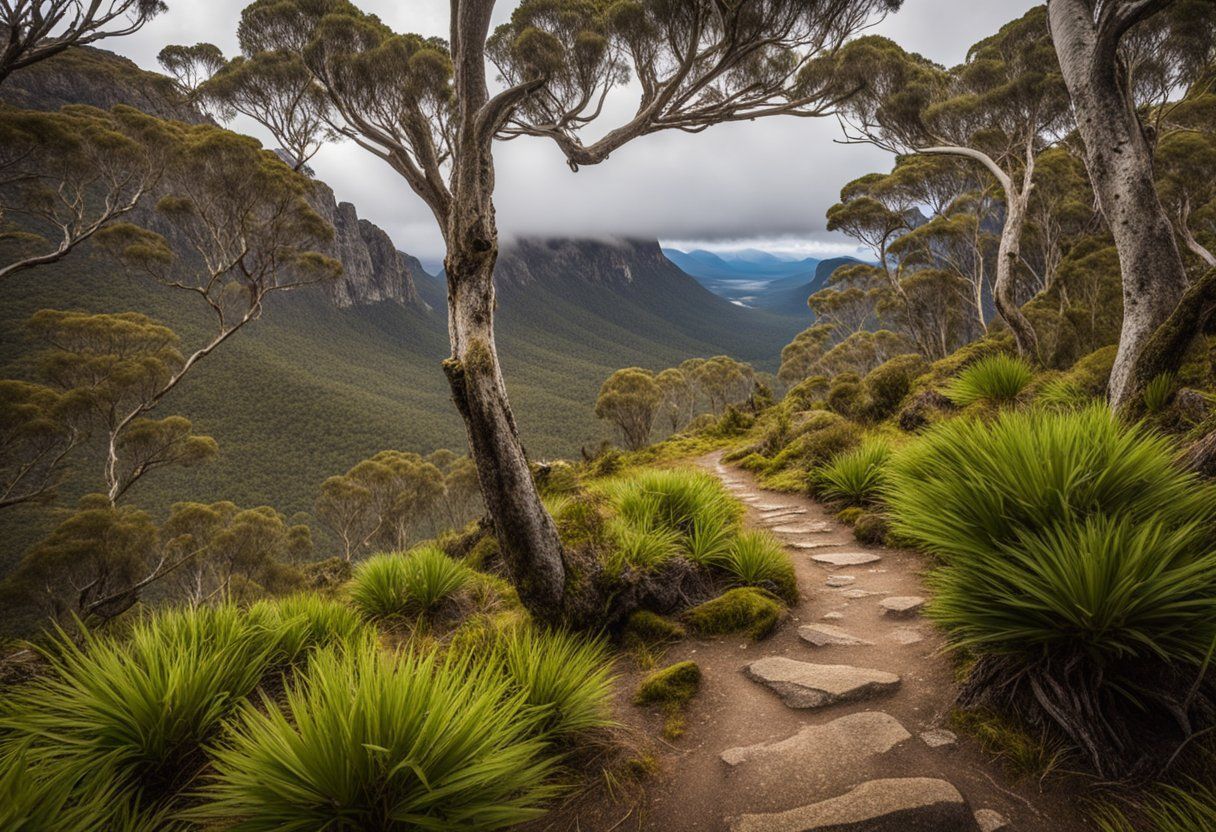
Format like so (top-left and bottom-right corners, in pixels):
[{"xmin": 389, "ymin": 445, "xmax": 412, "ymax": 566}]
[{"xmin": 110, "ymin": 0, "xmax": 1039, "ymax": 266}]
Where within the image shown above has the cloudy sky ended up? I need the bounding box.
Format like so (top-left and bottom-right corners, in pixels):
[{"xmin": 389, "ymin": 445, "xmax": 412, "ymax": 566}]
[{"xmin": 110, "ymin": 0, "xmax": 1038, "ymax": 267}]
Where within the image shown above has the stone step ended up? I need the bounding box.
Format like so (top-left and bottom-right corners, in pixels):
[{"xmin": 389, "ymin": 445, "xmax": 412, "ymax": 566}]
[
  {"xmin": 811, "ymin": 551, "xmax": 881, "ymax": 567},
  {"xmin": 787, "ymin": 541, "xmax": 845, "ymax": 550},
  {"xmin": 798, "ymin": 623, "xmax": 873, "ymax": 647},
  {"xmin": 887, "ymin": 627, "xmax": 924, "ymax": 645},
  {"xmin": 880, "ymin": 596, "xmax": 926, "ymax": 618},
  {"xmin": 825, "ymin": 575, "xmax": 855, "ymax": 587},
  {"xmin": 745, "ymin": 657, "xmax": 900, "ymax": 709},
  {"xmin": 720, "ymin": 711, "xmax": 910, "ymax": 770},
  {"xmin": 773, "ymin": 521, "xmax": 834, "ymax": 534},
  {"xmin": 755, "ymin": 502, "xmax": 800, "ymax": 512},
  {"xmin": 920, "ymin": 728, "xmax": 958, "ymax": 748},
  {"xmin": 729, "ymin": 777, "xmax": 977, "ymax": 832},
  {"xmin": 975, "ymin": 809, "xmax": 1011, "ymax": 831}
]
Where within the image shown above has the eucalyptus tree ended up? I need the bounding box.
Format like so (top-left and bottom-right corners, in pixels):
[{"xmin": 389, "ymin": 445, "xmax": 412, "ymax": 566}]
[
  {"xmin": 201, "ymin": 0, "xmax": 900, "ymax": 621},
  {"xmin": 0, "ymin": 104, "xmax": 173, "ymax": 281},
  {"xmin": 1046, "ymin": 0, "xmax": 1216, "ymax": 408},
  {"xmin": 655, "ymin": 367, "xmax": 695, "ymax": 433},
  {"xmin": 595, "ymin": 367, "xmax": 661, "ymax": 451},
  {"xmin": 0, "ymin": 0, "xmax": 166, "ymax": 85},
  {"xmin": 0, "ymin": 379, "xmax": 84, "ymax": 510},
  {"xmin": 834, "ymin": 8, "xmax": 1073, "ymax": 359},
  {"xmin": 98, "ymin": 124, "xmax": 339, "ymax": 501}
]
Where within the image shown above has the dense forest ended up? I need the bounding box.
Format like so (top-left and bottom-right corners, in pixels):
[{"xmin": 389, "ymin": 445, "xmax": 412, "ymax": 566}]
[{"xmin": 2, "ymin": 1, "xmax": 1216, "ymax": 831}]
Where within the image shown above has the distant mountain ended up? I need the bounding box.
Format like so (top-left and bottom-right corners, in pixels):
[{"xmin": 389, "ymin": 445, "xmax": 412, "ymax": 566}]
[{"xmin": 664, "ymin": 247, "xmax": 821, "ymax": 282}]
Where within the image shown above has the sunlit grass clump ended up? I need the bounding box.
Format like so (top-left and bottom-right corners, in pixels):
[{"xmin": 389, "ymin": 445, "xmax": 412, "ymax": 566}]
[
  {"xmin": 943, "ymin": 353, "xmax": 1034, "ymax": 406},
  {"xmin": 497, "ymin": 625, "xmax": 616, "ymax": 740},
  {"xmin": 609, "ymin": 468, "xmax": 741, "ymax": 547},
  {"xmin": 885, "ymin": 405, "xmax": 1216, "ymax": 776},
  {"xmin": 0, "ymin": 604, "xmax": 334, "ymax": 825},
  {"xmin": 349, "ymin": 546, "xmax": 472, "ymax": 619},
  {"xmin": 810, "ymin": 438, "xmax": 891, "ymax": 506},
  {"xmin": 720, "ymin": 530, "xmax": 797, "ymax": 603},
  {"xmin": 193, "ymin": 642, "xmax": 561, "ymax": 832}
]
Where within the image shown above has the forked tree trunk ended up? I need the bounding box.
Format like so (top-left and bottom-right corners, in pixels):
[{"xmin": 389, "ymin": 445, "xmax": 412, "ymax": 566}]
[
  {"xmin": 1048, "ymin": 0, "xmax": 1191, "ymax": 409},
  {"xmin": 994, "ymin": 162, "xmax": 1041, "ymax": 360}
]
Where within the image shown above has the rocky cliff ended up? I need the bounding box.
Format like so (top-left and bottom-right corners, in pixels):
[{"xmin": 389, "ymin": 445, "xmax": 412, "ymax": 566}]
[{"xmin": 0, "ymin": 45, "xmax": 427, "ymax": 311}]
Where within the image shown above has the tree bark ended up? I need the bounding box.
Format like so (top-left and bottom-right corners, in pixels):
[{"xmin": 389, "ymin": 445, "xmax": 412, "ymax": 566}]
[
  {"xmin": 994, "ymin": 160, "xmax": 1042, "ymax": 360},
  {"xmin": 1048, "ymin": 0, "xmax": 1191, "ymax": 409},
  {"xmin": 443, "ymin": 0, "xmax": 567, "ymax": 621}
]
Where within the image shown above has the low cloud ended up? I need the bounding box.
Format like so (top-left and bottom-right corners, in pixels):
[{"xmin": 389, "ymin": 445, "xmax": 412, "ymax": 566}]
[{"xmin": 112, "ymin": 0, "xmax": 1037, "ymax": 262}]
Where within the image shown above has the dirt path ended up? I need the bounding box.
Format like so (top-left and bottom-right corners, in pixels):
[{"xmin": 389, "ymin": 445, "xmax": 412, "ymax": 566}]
[{"xmin": 555, "ymin": 453, "xmax": 1092, "ymax": 832}]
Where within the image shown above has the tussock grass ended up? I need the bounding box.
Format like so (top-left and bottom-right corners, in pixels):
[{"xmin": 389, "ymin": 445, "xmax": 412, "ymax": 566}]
[
  {"xmin": 497, "ymin": 626, "xmax": 616, "ymax": 741},
  {"xmin": 1094, "ymin": 782, "xmax": 1216, "ymax": 832},
  {"xmin": 193, "ymin": 642, "xmax": 561, "ymax": 831},
  {"xmin": 609, "ymin": 468, "xmax": 740, "ymax": 543},
  {"xmin": 0, "ymin": 605, "xmax": 316, "ymax": 826},
  {"xmin": 810, "ymin": 438, "xmax": 891, "ymax": 507},
  {"xmin": 943, "ymin": 353, "xmax": 1034, "ymax": 406},
  {"xmin": 720, "ymin": 530, "xmax": 798, "ymax": 603},
  {"xmin": 886, "ymin": 405, "xmax": 1216, "ymax": 777},
  {"xmin": 349, "ymin": 547, "xmax": 472, "ymax": 619}
]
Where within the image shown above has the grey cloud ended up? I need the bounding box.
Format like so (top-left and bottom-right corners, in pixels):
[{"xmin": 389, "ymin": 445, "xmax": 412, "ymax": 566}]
[{"xmin": 111, "ymin": 0, "xmax": 1039, "ymax": 261}]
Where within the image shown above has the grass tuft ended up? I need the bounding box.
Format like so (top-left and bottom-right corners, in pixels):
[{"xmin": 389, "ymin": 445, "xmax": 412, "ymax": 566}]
[
  {"xmin": 943, "ymin": 353, "xmax": 1034, "ymax": 406},
  {"xmin": 719, "ymin": 530, "xmax": 798, "ymax": 603},
  {"xmin": 192, "ymin": 642, "xmax": 561, "ymax": 831},
  {"xmin": 634, "ymin": 661, "xmax": 701, "ymax": 740},
  {"xmin": 810, "ymin": 438, "xmax": 891, "ymax": 507},
  {"xmin": 348, "ymin": 547, "xmax": 472, "ymax": 619}
]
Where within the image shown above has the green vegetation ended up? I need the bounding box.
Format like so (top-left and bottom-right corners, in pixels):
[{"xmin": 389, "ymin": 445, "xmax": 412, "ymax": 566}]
[
  {"xmin": 886, "ymin": 406, "xmax": 1216, "ymax": 777},
  {"xmin": 810, "ymin": 438, "xmax": 892, "ymax": 506},
  {"xmin": 348, "ymin": 547, "xmax": 473, "ymax": 621},
  {"xmin": 497, "ymin": 625, "xmax": 616, "ymax": 740},
  {"xmin": 193, "ymin": 642, "xmax": 561, "ymax": 831},
  {"xmin": 720, "ymin": 530, "xmax": 798, "ymax": 603},
  {"xmin": 622, "ymin": 609, "xmax": 686, "ymax": 644},
  {"xmin": 634, "ymin": 660, "xmax": 701, "ymax": 739},
  {"xmin": 942, "ymin": 354, "xmax": 1035, "ymax": 407},
  {"xmin": 685, "ymin": 588, "xmax": 784, "ymax": 640},
  {"xmin": 1096, "ymin": 783, "xmax": 1216, "ymax": 832}
]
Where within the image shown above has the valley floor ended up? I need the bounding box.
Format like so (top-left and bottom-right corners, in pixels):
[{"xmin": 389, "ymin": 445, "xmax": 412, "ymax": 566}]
[{"xmin": 544, "ymin": 453, "xmax": 1090, "ymax": 832}]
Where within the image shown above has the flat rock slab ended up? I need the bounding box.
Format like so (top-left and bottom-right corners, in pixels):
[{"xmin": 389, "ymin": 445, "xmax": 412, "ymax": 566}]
[
  {"xmin": 720, "ymin": 711, "xmax": 910, "ymax": 769},
  {"xmin": 773, "ymin": 522, "xmax": 834, "ymax": 535},
  {"xmin": 888, "ymin": 628, "xmax": 925, "ymax": 645},
  {"xmin": 881, "ymin": 596, "xmax": 926, "ymax": 618},
  {"xmin": 822, "ymin": 611, "xmax": 845, "ymax": 620},
  {"xmin": 755, "ymin": 503, "xmax": 800, "ymax": 512},
  {"xmin": 788, "ymin": 541, "xmax": 845, "ymax": 550},
  {"xmin": 730, "ymin": 777, "xmax": 976, "ymax": 832},
  {"xmin": 760, "ymin": 506, "xmax": 807, "ymax": 515},
  {"xmin": 745, "ymin": 656, "xmax": 900, "ymax": 709},
  {"xmin": 811, "ymin": 551, "xmax": 881, "ymax": 567},
  {"xmin": 798, "ymin": 623, "xmax": 873, "ymax": 647},
  {"xmin": 825, "ymin": 575, "xmax": 855, "ymax": 587},
  {"xmin": 920, "ymin": 728, "xmax": 958, "ymax": 748},
  {"xmin": 974, "ymin": 809, "xmax": 1010, "ymax": 831},
  {"xmin": 840, "ymin": 588, "xmax": 876, "ymax": 599}
]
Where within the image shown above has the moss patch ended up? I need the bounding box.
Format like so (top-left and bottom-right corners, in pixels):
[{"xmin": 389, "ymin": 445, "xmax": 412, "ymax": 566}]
[
  {"xmin": 852, "ymin": 512, "xmax": 889, "ymax": 546},
  {"xmin": 684, "ymin": 588, "xmax": 784, "ymax": 640},
  {"xmin": 635, "ymin": 661, "xmax": 701, "ymax": 740},
  {"xmin": 623, "ymin": 610, "xmax": 686, "ymax": 644},
  {"xmin": 836, "ymin": 506, "xmax": 864, "ymax": 526}
]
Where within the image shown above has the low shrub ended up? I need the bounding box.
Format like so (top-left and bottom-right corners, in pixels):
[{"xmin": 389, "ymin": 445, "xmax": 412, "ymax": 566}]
[
  {"xmin": 349, "ymin": 547, "xmax": 472, "ymax": 620},
  {"xmin": 861, "ymin": 354, "xmax": 927, "ymax": 421},
  {"xmin": 826, "ymin": 373, "xmax": 862, "ymax": 418},
  {"xmin": 1035, "ymin": 376, "xmax": 1092, "ymax": 410},
  {"xmin": 810, "ymin": 439, "xmax": 891, "ymax": 506},
  {"xmin": 720, "ymin": 530, "xmax": 798, "ymax": 603},
  {"xmin": 251, "ymin": 595, "xmax": 371, "ymax": 660},
  {"xmin": 886, "ymin": 405, "xmax": 1216, "ymax": 777},
  {"xmin": 497, "ymin": 626, "xmax": 616, "ymax": 741},
  {"xmin": 943, "ymin": 353, "xmax": 1034, "ymax": 407},
  {"xmin": 685, "ymin": 588, "xmax": 784, "ymax": 639},
  {"xmin": 768, "ymin": 419, "xmax": 860, "ymax": 472},
  {"xmin": 193, "ymin": 643, "xmax": 560, "ymax": 831},
  {"xmin": 836, "ymin": 506, "xmax": 864, "ymax": 525}
]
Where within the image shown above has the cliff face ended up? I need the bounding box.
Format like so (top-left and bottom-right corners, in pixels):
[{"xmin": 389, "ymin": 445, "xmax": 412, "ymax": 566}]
[
  {"xmin": 0, "ymin": 45, "xmax": 427, "ymax": 311},
  {"xmin": 493, "ymin": 237, "xmax": 673, "ymax": 293}
]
